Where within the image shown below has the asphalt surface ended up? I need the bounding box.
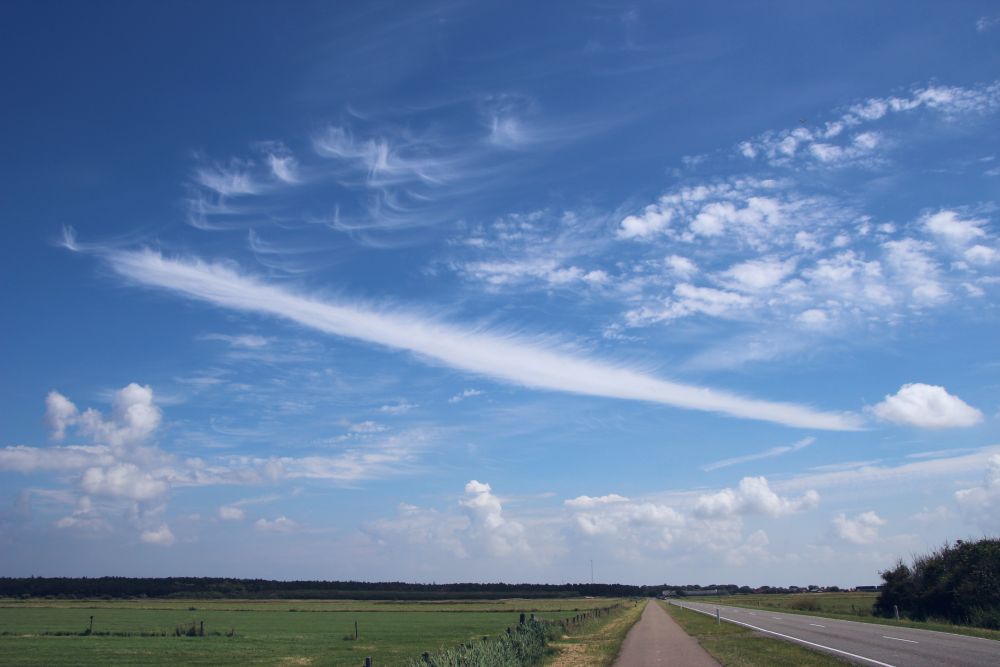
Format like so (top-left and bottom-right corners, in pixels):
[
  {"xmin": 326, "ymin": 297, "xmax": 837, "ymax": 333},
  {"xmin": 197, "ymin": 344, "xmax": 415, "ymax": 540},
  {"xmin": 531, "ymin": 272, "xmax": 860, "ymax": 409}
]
[
  {"xmin": 613, "ymin": 600, "xmax": 719, "ymax": 666},
  {"xmin": 672, "ymin": 600, "xmax": 1000, "ymax": 667}
]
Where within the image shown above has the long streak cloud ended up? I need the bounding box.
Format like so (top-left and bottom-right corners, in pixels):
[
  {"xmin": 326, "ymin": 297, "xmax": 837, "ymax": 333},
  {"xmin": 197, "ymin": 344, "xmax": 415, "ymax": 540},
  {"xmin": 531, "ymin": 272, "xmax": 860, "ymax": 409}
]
[{"xmin": 102, "ymin": 248, "xmax": 861, "ymax": 430}]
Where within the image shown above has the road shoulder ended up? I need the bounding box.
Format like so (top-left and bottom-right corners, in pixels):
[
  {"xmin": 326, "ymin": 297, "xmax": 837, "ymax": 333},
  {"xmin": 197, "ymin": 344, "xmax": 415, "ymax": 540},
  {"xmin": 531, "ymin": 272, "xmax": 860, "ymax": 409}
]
[{"xmin": 663, "ymin": 601, "xmax": 850, "ymax": 666}]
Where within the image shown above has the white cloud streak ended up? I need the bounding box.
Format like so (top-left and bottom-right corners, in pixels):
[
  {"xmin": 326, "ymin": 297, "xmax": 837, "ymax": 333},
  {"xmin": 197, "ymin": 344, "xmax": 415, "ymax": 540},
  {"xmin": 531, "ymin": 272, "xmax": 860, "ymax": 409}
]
[
  {"xmin": 96, "ymin": 248, "xmax": 862, "ymax": 430},
  {"xmin": 702, "ymin": 437, "xmax": 815, "ymax": 471}
]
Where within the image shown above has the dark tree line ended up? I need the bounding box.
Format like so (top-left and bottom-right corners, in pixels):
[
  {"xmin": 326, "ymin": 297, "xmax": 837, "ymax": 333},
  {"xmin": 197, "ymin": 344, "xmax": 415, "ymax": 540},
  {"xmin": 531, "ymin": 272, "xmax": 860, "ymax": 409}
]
[
  {"xmin": 876, "ymin": 537, "xmax": 1000, "ymax": 629},
  {"xmin": 0, "ymin": 578, "xmax": 761, "ymax": 600},
  {"xmin": 0, "ymin": 578, "xmax": 652, "ymax": 600}
]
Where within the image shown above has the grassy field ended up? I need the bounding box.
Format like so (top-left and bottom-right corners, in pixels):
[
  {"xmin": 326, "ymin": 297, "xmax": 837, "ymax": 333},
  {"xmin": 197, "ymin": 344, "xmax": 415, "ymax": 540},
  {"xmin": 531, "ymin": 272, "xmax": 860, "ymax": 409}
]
[
  {"xmin": 692, "ymin": 592, "xmax": 1000, "ymax": 641},
  {"xmin": 693, "ymin": 592, "xmax": 878, "ymax": 616},
  {"xmin": 662, "ymin": 601, "xmax": 849, "ymax": 666},
  {"xmin": 0, "ymin": 597, "xmax": 623, "ymax": 666}
]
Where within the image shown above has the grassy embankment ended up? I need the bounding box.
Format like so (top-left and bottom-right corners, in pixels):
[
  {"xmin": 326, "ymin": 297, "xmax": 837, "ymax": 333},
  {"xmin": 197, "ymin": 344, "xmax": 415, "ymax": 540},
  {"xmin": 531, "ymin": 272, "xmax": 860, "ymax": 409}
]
[
  {"xmin": 693, "ymin": 593, "xmax": 1000, "ymax": 641},
  {"xmin": 544, "ymin": 599, "xmax": 645, "ymax": 667},
  {"xmin": 0, "ymin": 597, "xmax": 622, "ymax": 666},
  {"xmin": 662, "ymin": 601, "xmax": 849, "ymax": 666}
]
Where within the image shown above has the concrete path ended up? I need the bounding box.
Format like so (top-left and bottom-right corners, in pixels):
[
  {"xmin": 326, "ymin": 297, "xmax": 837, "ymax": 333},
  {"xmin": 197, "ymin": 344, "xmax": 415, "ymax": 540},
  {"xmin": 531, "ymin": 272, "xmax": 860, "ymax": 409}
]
[{"xmin": 613, "ymin": 600, "xmax": 720, "ymax": 667}]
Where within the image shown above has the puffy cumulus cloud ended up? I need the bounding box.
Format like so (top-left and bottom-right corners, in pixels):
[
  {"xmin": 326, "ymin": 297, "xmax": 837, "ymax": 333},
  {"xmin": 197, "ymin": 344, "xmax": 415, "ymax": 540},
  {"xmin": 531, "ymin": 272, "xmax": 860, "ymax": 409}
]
[
  {"xmin": 720, "ymin": 257, "xmax": 797, "ymax": 293},
  {"xmin": 45, "ymin": 391, "xmax": 78, "ymax": 440},
  {"xmin": 666, "ymin": 255, "xmax": 698, "ymax": 278},
  {"xmin": 568, "ymin": 500, "xmax": 685, "ymax": 548},
  {"xmin": 615, "ymin": 179, "xmax": 794, "ymax": 246},
  {"xmin": 81, "ymin": 463, "xmax": 169, "ymax": 502},
  {"xmin": 870, "ymin": 383, "xmax": 983, "ymax": 429},
  {"xmin": 922, "ymin": 210, "xmax": 988, "ymax": 246},
  {"xmin": 363, "ymin": 481, "xmax": 545, "ymax": 562},
  {"xmin": 693, "ymin": 477, "xmax": 819, "ymax": 518},
  {"xmin": 832, "ymin": 511, "xmax": 885, "ymax": 544},
  {"xmin": 76, "ymin": 383, "xmax": 162, "ymax": 451},
  {"xmin": 218, "ymin": 505, "xmax": 245, "ymax": 521},
  {"xmin": 562, "ymin": 489, "xmax": 786, "ymax": 564},
  {"xmin": 955, "ymin": 455, "xmax": 1000, "ymax": 530},
  {"xmin": 140, "ymin": 523, "xmax": 176, "ymax": 546},
  {"xmin": 618, "ymin": 205, "xmax": 673, "ymax": 239},
  {"xmin": 254, "ymin": 516, "xmax": 298, "ymax": 532},
  {"xmin": 39, "ymin": 384, "xmax": 164, "ymax": 455},
  {"xmin": 460, "ymin": 480, "xmax": 530, "ymax": 558},
  {"xmin": 964, "ymin": 244, "xmax": 998, "ymax": 266}
]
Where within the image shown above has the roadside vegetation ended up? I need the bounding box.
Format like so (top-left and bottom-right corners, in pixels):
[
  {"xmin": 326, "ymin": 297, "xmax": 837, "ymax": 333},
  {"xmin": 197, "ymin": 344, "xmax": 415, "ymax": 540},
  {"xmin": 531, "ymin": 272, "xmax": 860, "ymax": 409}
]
[
  {"xmin": 876, "ymin": 537, "xmax": 1000, "ymax": 629},
  {"xmin": 544, "ymin": 599, "xmax": 645, "ymax": 667},
  {"xmin": 661, "ymin": 602, "xmax": 849, "ymax": 666}
]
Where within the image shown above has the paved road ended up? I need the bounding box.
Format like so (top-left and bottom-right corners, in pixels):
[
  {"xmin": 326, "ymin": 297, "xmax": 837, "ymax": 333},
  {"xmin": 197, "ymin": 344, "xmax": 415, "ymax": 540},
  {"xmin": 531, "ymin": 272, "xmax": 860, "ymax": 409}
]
[
  {"xmin": 613, "ymin": 600, "xmax": 719, "ymax": 666},
  {"xmin": 672, "ymin": 600, "xmax": 1000, "ymax": 667}
]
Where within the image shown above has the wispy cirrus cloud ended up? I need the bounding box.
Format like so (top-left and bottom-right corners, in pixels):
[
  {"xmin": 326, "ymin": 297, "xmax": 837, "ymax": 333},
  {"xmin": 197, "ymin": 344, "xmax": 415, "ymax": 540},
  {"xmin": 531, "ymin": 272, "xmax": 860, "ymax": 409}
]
[
  {"xmin": 86, "ymin": 245, "xmax": 862, "ymax": 430},
  {"xmin": 701, "ymin": 436, "xmax": 815, "ymax": 471}
]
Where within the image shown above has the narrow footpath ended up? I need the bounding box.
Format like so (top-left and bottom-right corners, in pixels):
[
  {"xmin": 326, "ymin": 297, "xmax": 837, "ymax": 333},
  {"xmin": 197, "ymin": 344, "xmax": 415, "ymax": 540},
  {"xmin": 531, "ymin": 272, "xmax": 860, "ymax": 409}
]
[{"xmin": 613, "ymin": 600, "xmax": 720, "ymax": 667}]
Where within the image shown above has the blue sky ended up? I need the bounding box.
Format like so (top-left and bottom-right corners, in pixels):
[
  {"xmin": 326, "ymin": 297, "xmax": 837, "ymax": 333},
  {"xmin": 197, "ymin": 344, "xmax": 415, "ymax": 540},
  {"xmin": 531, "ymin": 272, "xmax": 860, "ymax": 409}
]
[{"xmin": 2, "ymin": 1, "xmax": 999, "ymax": 586}]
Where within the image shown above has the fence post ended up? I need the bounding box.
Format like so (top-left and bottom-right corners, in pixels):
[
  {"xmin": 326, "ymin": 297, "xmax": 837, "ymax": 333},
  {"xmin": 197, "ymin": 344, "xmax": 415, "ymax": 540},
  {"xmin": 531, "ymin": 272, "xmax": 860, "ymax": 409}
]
[
  {"xmin": 519, "ymin": 613, "xmax": 525, "ymax": 625},
  {"xmin": 88, "ymin": 615, "xmax": 94, "ymax": 634},
  {"xmin": 893, "ymin": 605, "xmax": 899, "ymax": 621},
  {"xmin": 355, "ymin": 620, "xmax": 359, "ymax": 640},
  {"xmin": 716, "ymin": 608, "xmax": 721, "ymax": 625},
  {"xmin": 364, "ymin": 657, "xmax": 372, "ymax": 667}
]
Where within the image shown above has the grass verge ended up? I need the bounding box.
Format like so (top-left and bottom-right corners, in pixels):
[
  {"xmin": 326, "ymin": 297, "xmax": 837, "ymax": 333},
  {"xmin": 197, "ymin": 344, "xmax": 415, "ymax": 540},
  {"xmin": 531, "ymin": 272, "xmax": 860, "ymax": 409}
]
[
  {"xmin": 545, "ymin": 599, "xmax": 645, "ymax": 667},
  {"xmin": 662, "ymin": 602, "xmax": 849, "ymax": 667},
  {"xmin": 693, "ymin": 596, "xmax": 1000, "ymax": 642}
]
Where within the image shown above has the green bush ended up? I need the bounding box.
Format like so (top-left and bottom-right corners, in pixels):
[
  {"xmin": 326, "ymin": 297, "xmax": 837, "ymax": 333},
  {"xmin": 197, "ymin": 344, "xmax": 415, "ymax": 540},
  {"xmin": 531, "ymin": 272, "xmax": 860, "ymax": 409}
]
[
  {"xmin": 876, "ymin": 538, "xmax": 1000, "ymax": 628},
  {"xmin": 400, "ymin": 619, "xmax": 552, "ymax": 667}
]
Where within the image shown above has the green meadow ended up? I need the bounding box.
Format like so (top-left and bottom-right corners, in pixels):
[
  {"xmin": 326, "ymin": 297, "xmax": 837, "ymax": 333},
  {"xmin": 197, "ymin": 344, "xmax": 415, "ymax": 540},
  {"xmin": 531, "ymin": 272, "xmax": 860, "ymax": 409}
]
[{"xmin": 0, "ymin": 598, "xmax": 619, "ymax": 666}]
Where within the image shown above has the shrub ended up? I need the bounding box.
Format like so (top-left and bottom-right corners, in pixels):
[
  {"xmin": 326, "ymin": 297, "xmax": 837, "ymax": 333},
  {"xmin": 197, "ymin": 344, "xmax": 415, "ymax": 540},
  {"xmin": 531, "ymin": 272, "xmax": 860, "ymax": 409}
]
[{"xmin": 876, "ymin": 538, "xmax": 1000, "ymax": 628}]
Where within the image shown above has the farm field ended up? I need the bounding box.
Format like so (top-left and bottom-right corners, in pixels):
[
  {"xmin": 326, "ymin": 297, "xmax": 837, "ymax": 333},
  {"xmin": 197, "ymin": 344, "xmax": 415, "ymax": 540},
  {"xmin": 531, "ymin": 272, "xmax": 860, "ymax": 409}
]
[
  {"xmin": 0, "ymin": 597, "xmax": 622, "ymax": 666},
  {"xmin": 692, "ymin": 592, "xmax": 879, "ymax": 618}
]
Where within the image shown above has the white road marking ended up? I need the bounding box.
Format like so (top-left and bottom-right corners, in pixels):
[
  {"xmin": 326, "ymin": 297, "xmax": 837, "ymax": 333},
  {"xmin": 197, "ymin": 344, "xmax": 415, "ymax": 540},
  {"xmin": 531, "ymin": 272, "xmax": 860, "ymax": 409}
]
[
  {"xmin": 882, "ymin": 636, "xmax": 918, "ymax": 644},
  {"xmin": 671, "ymin": 602, "xmax": 897, "ymax": 667},
  {"xmin": 810, "ymin": 623, "xmax": 826, "ymax": 628},
  {"xmin": 772, "ymin": 616, "xmax": 782, "ymax": 619}
]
